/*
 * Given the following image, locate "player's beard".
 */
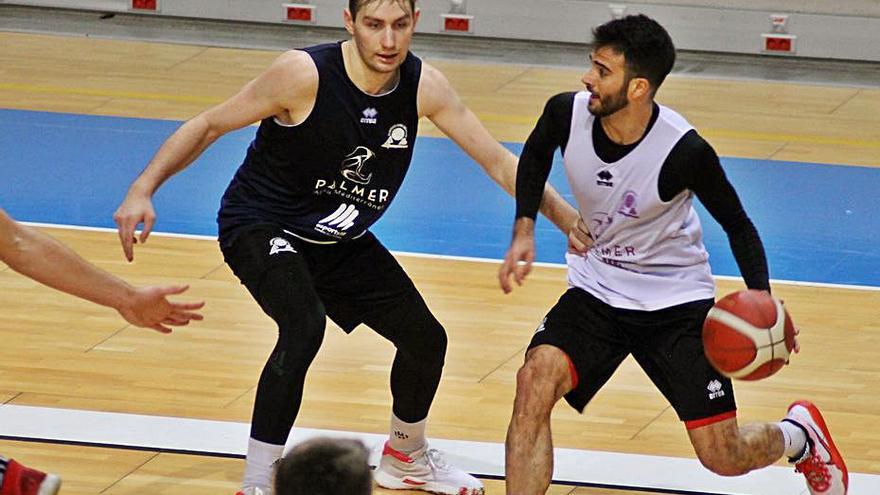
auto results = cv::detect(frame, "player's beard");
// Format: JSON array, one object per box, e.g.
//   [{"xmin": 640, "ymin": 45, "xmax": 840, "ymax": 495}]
[{"xmin": 588, "ymin": 83, "xmax": 629, "ymax": 117}]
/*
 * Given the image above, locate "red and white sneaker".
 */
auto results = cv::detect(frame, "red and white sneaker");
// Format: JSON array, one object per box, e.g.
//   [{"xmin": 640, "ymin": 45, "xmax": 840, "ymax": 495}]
[
  {"xmin": 374, "ymin": 442, "xmax": 484, "ymax": 495},
  {"xmin": 0, "ymin": 459, "xmax": 61, "ymax": 495},
  {"xmin": 785, "ymin": 401, "xmax": 848, "ymax": 495}
]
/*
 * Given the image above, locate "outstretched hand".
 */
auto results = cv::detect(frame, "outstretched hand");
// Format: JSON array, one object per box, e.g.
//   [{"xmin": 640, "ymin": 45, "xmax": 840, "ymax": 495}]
[
  {"xmin": 499, "ymin": 218, "xmax": 536, "ymax": 294},
  {"xmin": 117, "ymin": 284, "xmax": 205, "ymax": 334}
]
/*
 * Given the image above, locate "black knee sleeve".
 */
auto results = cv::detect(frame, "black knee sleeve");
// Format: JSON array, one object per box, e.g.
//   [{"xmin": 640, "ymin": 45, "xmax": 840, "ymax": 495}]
[
  {"xmin": 249, "ymin": 266, "xmax": 328, "ymax": 444},
  {"xmin": 371, "ymin": 297, "xmax": 448, "ymax": 423},
  {"xmin": 411, "ymin": 316, "xmax": 447, "ymax": 371}
]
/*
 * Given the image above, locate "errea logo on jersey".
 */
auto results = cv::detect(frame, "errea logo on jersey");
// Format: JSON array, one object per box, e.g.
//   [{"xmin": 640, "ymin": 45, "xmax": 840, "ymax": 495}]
[
  {"xmin": 707, "ymin": 379, "xmax": 726, "ymax": 400},
  {"xmin": 361, "ymin": 107, "xmax": 378, "ymax": 124}
]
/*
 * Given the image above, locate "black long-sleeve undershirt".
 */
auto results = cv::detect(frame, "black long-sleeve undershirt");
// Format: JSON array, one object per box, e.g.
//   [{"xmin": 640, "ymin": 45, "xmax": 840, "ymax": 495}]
[{"xmin": 516, "ymin": 92, "xmax": 769, "ymax": 291}]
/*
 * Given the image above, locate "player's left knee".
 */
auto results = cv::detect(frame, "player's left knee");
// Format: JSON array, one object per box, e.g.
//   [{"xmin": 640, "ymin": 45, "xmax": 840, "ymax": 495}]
[
  {"xmin": 513, "ymin": 358, "xmax": 568, "ymax": 415},
  {"xmin": 694, "ymin": 446, "xmax": 751, "ymax": 476}
]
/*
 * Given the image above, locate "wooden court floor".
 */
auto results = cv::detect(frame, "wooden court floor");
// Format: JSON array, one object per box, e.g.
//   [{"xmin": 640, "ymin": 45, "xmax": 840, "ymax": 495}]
[{"xmin": 1, "ymin": 31, "xmax": 879, "ymax": 494}]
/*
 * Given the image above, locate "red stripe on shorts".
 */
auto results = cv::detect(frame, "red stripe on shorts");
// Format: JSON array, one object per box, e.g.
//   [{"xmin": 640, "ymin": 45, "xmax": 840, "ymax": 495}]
[
  {"xmin": 563, "ymin": 352, "xmax": 579, "ymax": 390},
  {"xmin": 685, "ymin": 410, "xmax": 737, "ymax": 430}
]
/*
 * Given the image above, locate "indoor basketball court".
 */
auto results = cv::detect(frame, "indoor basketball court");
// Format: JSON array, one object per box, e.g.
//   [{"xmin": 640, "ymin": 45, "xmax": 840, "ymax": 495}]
[{"xmin": 0, "ymin": 2, "xmax": 878, "ymax": 494}]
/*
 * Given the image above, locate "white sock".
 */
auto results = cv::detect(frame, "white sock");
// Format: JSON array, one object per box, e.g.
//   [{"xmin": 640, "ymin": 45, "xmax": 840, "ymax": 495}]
[
  {"xmin": 242, "ymin": 437, "xmax": 284, "ymax": 490},
  {"xmin": 779, "ymin": 420, "xmax": 808, "ymax": 459},
  {"xmin": 389, "ymin": 414, "xmax": 428, "ymax": 454}
]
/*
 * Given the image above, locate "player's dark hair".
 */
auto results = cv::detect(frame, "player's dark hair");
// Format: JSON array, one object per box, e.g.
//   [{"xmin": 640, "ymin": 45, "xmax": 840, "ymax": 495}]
[
  {"xmin": 274, "ymin": 438, "xmax": 372, "ymax": 495},
  {"xmin": 349, "ymin": 0, "xmax": 416, "ymax": 20},
  {"xmin": 592, "ymin": 14, "xmax": 676, "ymax": 93}
]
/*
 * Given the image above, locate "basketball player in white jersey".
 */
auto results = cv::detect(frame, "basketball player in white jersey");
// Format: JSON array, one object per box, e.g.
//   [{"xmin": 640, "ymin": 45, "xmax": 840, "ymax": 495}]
[
  {"xmin": 113, "ymin": 1, "xmax": 583, "ymax": 494},
  {"xmin": 0, "ymin": 208, "xmax": 204, "ymax": 495},
  {"xmin": 499, "ymin": 15, "xmax": 848, "ymax": 495}
]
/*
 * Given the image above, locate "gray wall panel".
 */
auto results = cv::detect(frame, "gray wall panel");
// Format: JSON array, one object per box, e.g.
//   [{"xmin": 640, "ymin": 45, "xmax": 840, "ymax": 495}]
[
  {"xmin": 622, "ymin": 0, "xmax": 880, "ymax": 17},
  {"xmin": 3, "ymin": 0, "xmax": 129, "ymax": 11},
  {"xmin": 155, "ymin": 0, "xmax": 347, "ymax": 25},
  {"xmin": 5, "ymin": 0, "xmax": 880, "ymax": 61}
]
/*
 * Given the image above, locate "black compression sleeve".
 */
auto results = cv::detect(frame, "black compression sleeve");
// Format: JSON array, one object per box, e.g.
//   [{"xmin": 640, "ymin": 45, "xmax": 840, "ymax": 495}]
[
  {"xmin": 660, "ymin": 131, "xmax": 771, "ymax": 291},
  {"xmin": 515, "ymin": 92, "xmax": 575, "ymax": 220}
]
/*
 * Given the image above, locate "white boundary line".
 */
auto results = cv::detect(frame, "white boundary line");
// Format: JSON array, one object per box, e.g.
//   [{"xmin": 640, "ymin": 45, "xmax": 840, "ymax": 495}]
[
  {"xmin": 1, "ymin": 405, "xmax": 877, "ymax": 495},
  {"xmin": 23, "ymin": 221, "xmax": 880, "ymax": 292}
]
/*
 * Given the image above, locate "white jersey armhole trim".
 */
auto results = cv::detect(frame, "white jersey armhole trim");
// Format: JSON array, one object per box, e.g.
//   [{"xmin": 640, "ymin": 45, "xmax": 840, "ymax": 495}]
[
  {"xmin": 273, "ymin": 116, "xmax": 299, "ymax": 127},
  {"xmin": 568, "ymin": 91, "xmax": 591, "ymax": 156},
  {"xmin": 272, "ymin": 49, "xmax": 320, "ymax": 128},
  {"xmin": 657, "ymin": 104, "xmax": 694, "ymax": 135}
]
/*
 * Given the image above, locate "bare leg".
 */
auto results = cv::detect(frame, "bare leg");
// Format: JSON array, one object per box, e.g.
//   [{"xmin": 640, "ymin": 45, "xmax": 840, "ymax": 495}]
[
  {"xmin": 505, "ymin": 345, "xmax": 573, "ymax": 495},
  {"xmin": 688, "ymin": 417, "xmax": 784, "ymax": 476}
]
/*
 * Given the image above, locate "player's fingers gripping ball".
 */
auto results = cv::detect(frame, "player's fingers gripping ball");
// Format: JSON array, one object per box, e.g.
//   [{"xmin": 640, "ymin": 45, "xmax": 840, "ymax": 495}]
[{"xmin": 703, "ymin": 289, "xmax": 796, "ymax": 381}]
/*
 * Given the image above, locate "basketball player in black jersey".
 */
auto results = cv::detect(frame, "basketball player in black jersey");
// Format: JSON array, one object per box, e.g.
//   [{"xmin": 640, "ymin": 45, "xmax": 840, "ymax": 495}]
[
  {"xmin": 112, "ymin": 1, "xmax": 583, "ymax": 494},
  {"xmin": 499, "ymin": 15, "xmax": 848, "ymax": 495},
  {"xmin": 0, "ymin": 208, "xmax": 203, "ymax": 495}
]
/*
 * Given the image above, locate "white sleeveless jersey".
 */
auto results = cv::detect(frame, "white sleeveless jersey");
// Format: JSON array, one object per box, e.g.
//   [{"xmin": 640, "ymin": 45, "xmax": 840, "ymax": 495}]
[{"xmin": 563, "ymin": 92, "xmax": 715, "ymax": 310}]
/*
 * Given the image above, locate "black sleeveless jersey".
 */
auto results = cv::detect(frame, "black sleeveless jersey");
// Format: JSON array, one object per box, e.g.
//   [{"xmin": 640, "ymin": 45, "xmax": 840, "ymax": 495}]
[{"xmin": 218, "ymin": 42, "xmax": 421, "ymax": 244}]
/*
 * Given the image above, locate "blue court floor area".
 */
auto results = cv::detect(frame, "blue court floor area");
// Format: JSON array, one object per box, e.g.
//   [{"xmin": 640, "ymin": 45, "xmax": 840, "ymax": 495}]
[{"xmin": 2, "ymin": 108, "xmax": 878, "ymax": 288}]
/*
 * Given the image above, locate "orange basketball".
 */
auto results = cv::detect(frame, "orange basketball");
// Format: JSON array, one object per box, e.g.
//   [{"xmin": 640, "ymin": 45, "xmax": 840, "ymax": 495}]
[{"xmin": 702, "ymin": 290, "xmax": 796, "ymax": 381}]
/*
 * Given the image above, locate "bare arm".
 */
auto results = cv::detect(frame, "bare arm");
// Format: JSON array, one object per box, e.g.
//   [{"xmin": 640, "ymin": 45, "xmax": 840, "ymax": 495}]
[
  {"xmin": 0, "ymin": 209, "xmax": 203, "ymax": 333},
  {"xmin": 498, "ymin": 217, "xmax": 536, "ymax": 294},
  {"xmin": 417, "ymin": 63, "xmax": 579, "ymax": 233},
  {"xmin": 114, "ymin": 49, "xmax": 318, "ymax": 260}
]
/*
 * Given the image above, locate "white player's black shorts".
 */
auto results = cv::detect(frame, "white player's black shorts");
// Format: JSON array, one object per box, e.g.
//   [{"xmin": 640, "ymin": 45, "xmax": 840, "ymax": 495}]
[{"xmin": 528, "ymin": 287, "xmax": 737, "ymax": 426}]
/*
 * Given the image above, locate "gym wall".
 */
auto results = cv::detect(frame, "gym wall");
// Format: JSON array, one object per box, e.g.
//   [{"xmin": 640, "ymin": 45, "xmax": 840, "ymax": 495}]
[{"xmin": 3, "ymin": 0, "xmax": 879, "ymax": 61}]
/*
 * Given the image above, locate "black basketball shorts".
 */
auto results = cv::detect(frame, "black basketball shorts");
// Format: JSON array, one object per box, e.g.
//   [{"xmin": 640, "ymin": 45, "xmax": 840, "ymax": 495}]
[
  {"xmin": 220, "ymin": 224, "xmax": 427, "ymax": 333},
  {"xmin": 528, "ymin": 287, "xmax": 737, "ymax": 427}
]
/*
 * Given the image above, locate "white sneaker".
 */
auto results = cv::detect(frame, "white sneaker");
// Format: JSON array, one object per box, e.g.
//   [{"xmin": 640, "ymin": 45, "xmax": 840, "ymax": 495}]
[
  {"xmin": 374, "ymin": 442, "xmax": 484, "ymax": 495},
  {"xmin": 785, "ymin": 400, "xmax": 848, "ymax": 495},
  {"xmin": 235, "ymin": 486, "xmax": 270, "ymax": 495}
]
